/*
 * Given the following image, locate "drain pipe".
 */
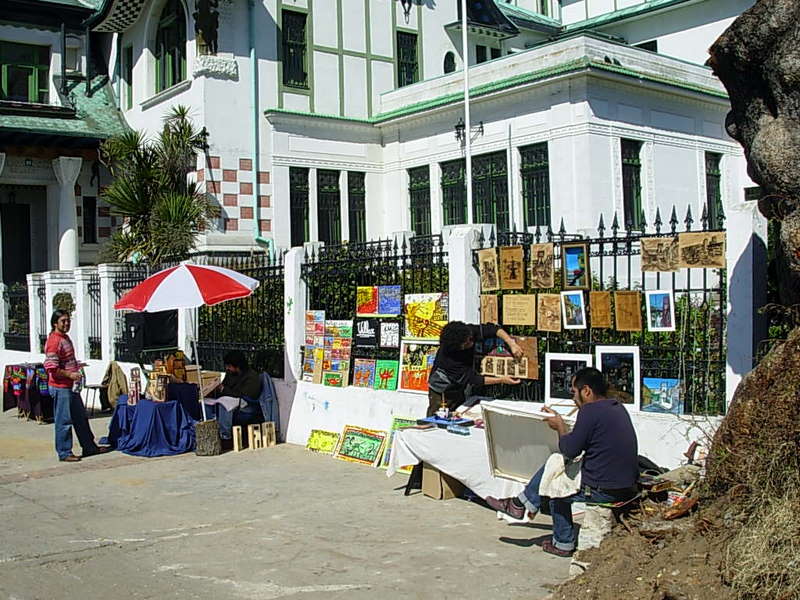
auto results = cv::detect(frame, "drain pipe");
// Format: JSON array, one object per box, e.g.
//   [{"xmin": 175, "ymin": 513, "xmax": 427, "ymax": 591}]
[{"xmin": 249, "ymin": 0, "xmax": 272, "ymax": 256}]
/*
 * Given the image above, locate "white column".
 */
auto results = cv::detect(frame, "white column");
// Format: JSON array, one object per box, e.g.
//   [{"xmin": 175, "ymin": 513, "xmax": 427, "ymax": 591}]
[
  {"xmin": 27, "ymin": 272, "xmax": 44, "ymax": 353},
  {"xmin": 283, "ymin": 247, "xmax": 306, "ymax": 383},
  {"xmin": 73, "ymin": 267, "xmax": 97, "ymax": 361},
  {"xmin": 309, "ymin": 167, "xmax": 319, "ymax": 242},
  {"xmin": 447, "ymin": 225, "xmax": 482, "ymax": 323},
  {"xmin": 99, "ymin": 263, "xmax": 125, "ymax": 362},
  {"xmin": 340, "ymin": 171, "xmax": 349, "ymax": 242},
  {"xmin": 43, "ymin": 270, "xmax": 76, "ymax": 344},
  {"xmin": 51, "ymin": 156, "xmax": 82, "ymax": 270}
]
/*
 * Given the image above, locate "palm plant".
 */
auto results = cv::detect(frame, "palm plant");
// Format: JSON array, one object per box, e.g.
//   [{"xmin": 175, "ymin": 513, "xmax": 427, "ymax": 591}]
[{"xmin": 99, "ymin": 106, "xmax": 218, "ymax": 264}]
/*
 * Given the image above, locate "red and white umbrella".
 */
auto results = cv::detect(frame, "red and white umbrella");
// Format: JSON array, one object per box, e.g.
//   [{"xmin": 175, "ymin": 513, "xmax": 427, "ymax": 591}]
[{"xmin": 114, "ymin": 262, "xmax": 259, "ymax": 312}]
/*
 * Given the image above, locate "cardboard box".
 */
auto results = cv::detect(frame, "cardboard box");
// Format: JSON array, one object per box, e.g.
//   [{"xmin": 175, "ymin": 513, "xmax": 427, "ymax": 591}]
[{"xmin": 422, "ymin": 462, "xmax": 465, "ymax": 500}]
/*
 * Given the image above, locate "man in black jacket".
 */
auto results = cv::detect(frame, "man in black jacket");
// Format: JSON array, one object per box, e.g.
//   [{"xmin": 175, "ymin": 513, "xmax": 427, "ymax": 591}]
[{"xmin": 206, "ymin": 350, "xmax": 262, "ymax": 440}]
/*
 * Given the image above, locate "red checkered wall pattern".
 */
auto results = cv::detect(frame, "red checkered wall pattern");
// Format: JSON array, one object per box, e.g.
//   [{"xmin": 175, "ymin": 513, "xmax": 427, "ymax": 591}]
[{"xmin": 196, "ymin": 156, "xmax": 272, "ymax": 234}]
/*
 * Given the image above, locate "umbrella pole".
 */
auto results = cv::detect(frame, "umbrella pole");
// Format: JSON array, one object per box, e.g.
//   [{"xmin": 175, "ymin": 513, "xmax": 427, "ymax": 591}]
[{"xmin": 189, "ymin": 310, "xmax": 207, "ymax": 422}]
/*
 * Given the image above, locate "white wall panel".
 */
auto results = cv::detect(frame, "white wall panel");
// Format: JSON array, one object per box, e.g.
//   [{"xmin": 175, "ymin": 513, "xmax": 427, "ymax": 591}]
[
  {"xmin": 342, "ymin": 0, "xmax": 366, "ymax": 53},
  {"xmin": 313, "ymin": 51, "xmax": 340, "ymax": 114},
  {"xmin": 343, "ymin": 55, "xmax": 368, "ymax": 118}
]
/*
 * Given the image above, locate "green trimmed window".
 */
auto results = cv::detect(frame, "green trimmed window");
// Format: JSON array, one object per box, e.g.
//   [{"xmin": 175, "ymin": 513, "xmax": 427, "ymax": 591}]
[
  {"xmin": 441, "ymin": 159, "xmax": 467, "ymax": 226},
  {"xmin": 290, "ymin": 167, "xmax": 309, "ymax": 247},
  {"xmin": 282, "ymin": 10, "xmax": 308, "ymax": 89},
  {"xmin": 0, "ymin": 41, "xmax": 49, "ymax": 104},
  {"xmin": 621, "ymin": 139, "xmax": 643, "ymax": 230},
  {"xmin": 476, "ymin": 45, "xmax": 487, "ymax": 64},
  {"xmin": 348, "ymin": 171, "xmax": 366, "ymax": 243},
  {"xmin": 396, "ymin": 31, "xmax": 418, "ymax": 87},
  {"xmin": 155, "ymin": 0, "xmax": 186, "ymax": 93},
  {"xmin": 706, "ymin": 152, "xmax": 724, "ymax": 229},
  {"xmin": 408, "ymin": 166, "xmax": 431, "ymax": 235},
  {"xmin": 318, "ymin": 169, "xmax": 341, "ymax": 245},
  {"xmin": 123, "ymin": 46, "xmax": 133, "ymax": 110},
  {"xmin": 472, "ymin": 151, "xmax": 509, "ymax": 231},
  {"xmin": 520, "ymin": 142, "xmax": 550, "ymax": 229}
]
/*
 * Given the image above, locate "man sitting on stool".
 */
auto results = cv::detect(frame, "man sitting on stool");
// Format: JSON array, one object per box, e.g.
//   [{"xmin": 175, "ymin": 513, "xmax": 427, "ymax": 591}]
[
  {"xmin": 485, "ymin": 367, "xmax": 639, "ymax": 557},
  {"xmin": 204, "ymin": 350, "xmax": 262, "ymax": 443}
]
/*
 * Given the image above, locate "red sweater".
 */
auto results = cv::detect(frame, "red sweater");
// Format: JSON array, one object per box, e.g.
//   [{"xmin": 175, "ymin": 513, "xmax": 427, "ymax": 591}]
[{"xmin": 44, "ymin": 331, "xmax": 78, "ymax": 388}]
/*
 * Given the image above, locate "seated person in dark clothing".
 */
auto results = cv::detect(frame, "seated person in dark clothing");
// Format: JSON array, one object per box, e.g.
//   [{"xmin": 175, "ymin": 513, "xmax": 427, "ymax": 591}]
[
  {"xmin": 204, "ymin": 350, "xmax": 262, "ymax": 440},
  {"xmin": 427, "ymin": 321, "xmax": 523, "ymax": 417},
  {"xmin": 486, "ymin": 368, "xmax": 639, "ymax": 558}
]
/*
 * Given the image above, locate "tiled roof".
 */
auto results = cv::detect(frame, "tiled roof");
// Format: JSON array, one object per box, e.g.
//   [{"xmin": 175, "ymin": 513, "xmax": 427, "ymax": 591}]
[{"xmin": 0, "ymin": 75, "xmax": 129, "ymax": 140}]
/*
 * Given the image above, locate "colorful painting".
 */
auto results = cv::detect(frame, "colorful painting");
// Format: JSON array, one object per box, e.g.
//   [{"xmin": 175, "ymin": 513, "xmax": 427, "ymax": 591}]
[
  {"xmin": 305, "ymin": 310, "xmax": 325, "ymax": 335},
  {"xmin": 481, "ymin": 294, "xmax": 499, "ymax": 324},
  {"xmin": 374, "ymin": 359, "xmax": 399, "ymax": 391},
  {"xmin": 354, "ymin": 318, "xmax": 379, "ymax": 347},
  {"xmin": 537, "ymin": 293, "xmax": 562, "ymax": 332},
  {"xmin": 379, "ymin": 321, "xmax": 401, "ymax": 348},
  {"xmin": 595, "ymin": 345, "xmax": 641, "ymax": 409},
  {"xmin": 529, "ymin": 243, "xmax": 555, "ymax": 288},
  {"xmin": 325, "ymin": 320, "xmax": 353, "ymax": 339},
  {"xmin": 404, "ymin": 293, "xmax": 448, "ymax": 340},
  {"xmin": 333, "ymin": 426, "xmax": 388, "ymax": 467},
  {"xmin": 323, "ymin": 371, "xmax": 346, "ymax": 387},
  {"xmin": 545, "ymin": 353, "xmax": 593, "ymax": 405},
  {"xmin": 641, "ymin": 237, "xmax": 680, "ymax": 272},
  {"xmin": 380, "ymin": 417, "xmax": 418, "ymax": 471},
  {"xmin": 356, "ymin": 286, "xmax": 379, "ymax": 315},
  {"xmin": 642, "ymin": 377, "xmax": 683, "ymax": 415},
  {"xmin": 399, "ymin": 341, "xmax": 439, "ymax": 393},
  {"xmin": 589, "ymin": 291, "xmax": 612, "ymax": 329},
  {"xmin": 501, "ymin": 294, "xmax": 536, "ymax": 326},
  {"xmin": 678, "ymin": 232, "xmax": 726, "ymax": 269},
  {"xmin": 560, "ymin": 291, "xmax": 587, "ymax": 330},
  {"xmin": 378, "ymin": 285, "xmax": 402, "ymax": 315},
  {"xmin": 306, "ymin": 429, "xmax": 340, "ymax": 455},
  {"xmin": 645, "ymin": 290, "xmax": 676, "ymax": 332},
  {"xmin": 562, "ymin": 242, "xmax": 591, "ymax": 290},
  {"xmin": 500, "ymin": 246, "xmax": 525, "ymax": 290},
  {"xmin": 614, "ymin": 291, "xmax": 643, "ymax": 332},
  {"xmin": 478, "ymin": 248, "xmax": 500, "ymax": 292},
  {"xmin": 352, "ymin": 358, "xmax": 377, "ymax": 388}
]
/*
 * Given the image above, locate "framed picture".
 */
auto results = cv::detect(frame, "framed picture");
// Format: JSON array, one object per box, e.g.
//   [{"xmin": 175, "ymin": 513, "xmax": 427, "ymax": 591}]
[
  {"xmin": 645, "ymin": 290, "xmax": 676, "ymax": 332},
  {"xmin": 642, "ymin": 377, "xmax": 683, "ymax": 415},
  {"xmin": 306, "ymin": 429, "xmax": 340, "ymax": 455},
  {"xmin": 499, "ymin": 246, "xmax": 525, "ymax": 290},
  {"xmin": 562, "ymin": 242, "xmax": 591, "ymax": 290},
  {"xmin": 537, "ymin": 293, "xmax": 562, "ymax": 332},
  {"xmin": 560, "ymin": 291, "xmax": 586, "ymax": 330},
  {"xmin": 529, "ymin": 243, "xmax": 555, "ymax": 289},
  {"xmin": 641, "ymin": 237, "xmax": 679, "ymax": 272},
  {"xmin": 478, "ymin": 248, "xmax": 500, "ymax": 292},
  {"xmin": 677, "ymin": 232, "xmax": 726, "ymax": 269},
  {"xmin": 399, "ymin": 341, "xmax": 439, "ymax": 394},
  {"xmin": 352, "ymin": 358, "xmax": 377, "ymax": 388},
  {"xmin": 374, "ymin": 359, "xmax": 400, "ymax": 391},
  {"xmin": 544, "ymin": 352, "xmax": 593, "ymax": 406},
  {"xmin": 595, "ymin": 345, "xmax": 641, "ymax": 409},
  {"xmin": 403, "ymin": 292, "xmax": 448, "ymax": 340},
  {"xmin": 333, "ymin": 426, "xmax": 388, "ymax": 467}
]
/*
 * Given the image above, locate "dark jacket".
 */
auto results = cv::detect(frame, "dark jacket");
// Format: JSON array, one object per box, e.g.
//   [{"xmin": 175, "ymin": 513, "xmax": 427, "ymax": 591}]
[
  {"xmin": 429, "ymin": 323, "xmax": 500, "ymax": 393},
  {"xmin": 220, "ymin": 367, "xmax": 261, "ymax": 401}
]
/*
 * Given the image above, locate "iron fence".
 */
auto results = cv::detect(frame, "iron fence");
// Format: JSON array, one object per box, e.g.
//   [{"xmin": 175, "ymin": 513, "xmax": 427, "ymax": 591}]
[
  {"xmin": 87, "ymin": 273, "xmax": 102, "ymax": 360},
  {"xmin": 112, "ymin": 263, "xmax": 156, "ymax": 362},
  {"xmin": 473, "ymin": 206, "xmax": 727, "ymax": 416},
  {"xmin": 3, "ymin": 283, "xmax": 30, "ymax": 351},
  {"xmin": 196, "ymin": 252, "xmax": 286, "ymax": 378}
]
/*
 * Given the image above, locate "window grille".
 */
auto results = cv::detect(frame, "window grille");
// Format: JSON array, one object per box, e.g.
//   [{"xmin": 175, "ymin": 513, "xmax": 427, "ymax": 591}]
[
  {"xmin": 472, "ymin": 151, "xmax": 509, "ymax": 231},
  {"xmin": 441, "ymin": 159, "xmax": 467, "ymax": 226},
  {"xmin": 317, "ymin": 169, "xmax": 342, "ymax": 245},
  {"xmin": 621, "ymin": 139, "xmax": 644, "ymax": 230},
  {"xmin": 290, "ymin": 167, "xmax": 309, "ymax": 247},
  {"xmin": 282, "ymin": 11, "xmax": 308, "ymax": 89},
  {"xmin": 408, "ymin": 166, "xmax": 431, "ymax": 235},
  {"xmin": 520, "ymin": 142, "xmax": 551, "ymax": 229},
  {"xmin": 348, "ymin": 172, "xmax": 366, "ymax": 243},
  {"xmin": 706, "ymin": 152, "xmax": 724, "ymax": 229},
  {"xmin": 155, "ymin": 0, "xmax": 186, "ymax": 93},
  {"xmin": 396, "ymin": 32, "xmax": 418, "ymax": 87}
]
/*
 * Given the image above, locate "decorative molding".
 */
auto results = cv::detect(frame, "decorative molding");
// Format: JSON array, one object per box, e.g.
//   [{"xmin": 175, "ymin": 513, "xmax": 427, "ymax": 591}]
[
  {"xmin": 52, "ymin": 156, "xmax": 82, "ymax": 187},
  {"xmin": 192, "ymin": 55, "xmax": 239, "ymax": 81},
  {"xmin": 271, "ymin": 155, "xmax": 382, "ymax": 173},
  {"xmin": 140, "ymin": 79, "xmax": 192, "ymax": 111}
]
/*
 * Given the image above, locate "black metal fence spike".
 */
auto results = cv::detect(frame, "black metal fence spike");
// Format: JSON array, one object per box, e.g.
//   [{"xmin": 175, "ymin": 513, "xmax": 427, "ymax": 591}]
[
  {"xmin": 611, "ymin": 212, "xmax": 620, "ymax": 236},
  {"xmin": 401, "ymin": 235, "xmax": 408, "ymax": 253},
  {"xmin": 685, "ymin": 205, "xmax": 694, "ymax": 231},
  {"xmin": 478, "ymin": 227, "xmax": 486, "ymax": 247},
  {"xmin": 669, "ymin": 206, "xmax": 678, "ymax": 234},
  {"xmin": 535, "ymin": 224, "xmax": 542, "ymax": 243},
  {"xmin": 546, "ymin": 223, "xmax": 553, "ymax": 242},
  {"xmin": 700, "ymin": 204, "xmax": 709, "ymax": 231},
  {"xmin": 489, "ymin": 226, "xmax": 496, "ymax": 247},
  {"xmin": 654, "ymin": 207, "xmax": 662, "ymax": 234},
  {"xmin": 303, "ymin": 246, "xmax": 309, "ymax": 262},
  {"xmin": 559, "ymin": 218, "xmax": 566, "ymax": 236},
  {"xmin": 598, "ymin": 213, "xmax": 605, "ymax": 236}
]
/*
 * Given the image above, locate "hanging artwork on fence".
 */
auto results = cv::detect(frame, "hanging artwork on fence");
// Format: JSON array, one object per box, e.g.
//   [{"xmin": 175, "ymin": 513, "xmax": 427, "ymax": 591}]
[
  {"xmin": 306, "ymin": 429, "xmax": 341, "ymax": 455},
  {"xmin": 333, "ymin": 425, "xmax": 388, "ymax": 467},
  {"xmin": 481, "ymin": 294, "xmax": 499, "ymax": 324},
  {"xmin": 642, "ymin": 377, "xmax": 683, "ymax": 415},
  {"xmin": 614, "ymin": 291, "xmax": 642, "ymax": 331},
  {"xmin": 374, "ymin": 359, "xmax": 400, "ymax": 391},
  {"xmin": 399, "ymin": 341, "xmax": 438, "ymax": 393},
  {"xmin": 478, "ymin": 248, "xmax": 500, "ymax": 292},
  {"xmin": 380, "ymin": 416, "xmax": 417, "ymax": 471},
  {"xmin": 404, "ymin": 293, "xmax": 448, "ymax": 340},
  {"xmin": 545, "ymin": 353, "xmax": 592, "ymax": 409},
  {"xmin": 354, "ymin": 318, "xmax": 379, "ymax": 347},
  {"xmin": 379, "ymin": 321, "xmax": 400, "ymax": 348},
  {"xmin": 500, "ymin": 246, "xmax": 525, "ymax": 290},
  {"xmin": 645, "ymin": 290, "xmax": 676, "ymax": 332},
  {"xmin": 352, "ymin": 358, "xmax": 377, "ymax": 388},
  {"xmin": 537, "ymin": 293, "xmax": 562, "ymax": 332},
  {"xmin": 677, "ymin": 232, "xmax": 726, "ymax": 269},
  {"xmin": 589, "ymin": 291, "xmax": 612, "ymax": 329},
  {"xmin": 560, "ymin": 291, "xmax": 587, "ymax": 330},
  {"xmin": 378, "ymin": 285, "xmax": 402, "ymax": 315},
  {"xmin": 356, "ymin": 286, "xmax": 379, "ymax": 315},
  {"xmin": 641, "ymin": 237, "xmax": 680, "ymax": 272},
  {"xmin": 595, "ymin": 345, "xmax": 640, "ymax": 409},
  {"xmin": 502, "ymin": 294, "xmax": 536, "ymax": 326},
  {"xmin": 529, "ymin": 243, "xmax": 555, "ymax": 288},
  {"xmin": 562, "ymin": 242, "xmax": 591, "ymax": 290}
]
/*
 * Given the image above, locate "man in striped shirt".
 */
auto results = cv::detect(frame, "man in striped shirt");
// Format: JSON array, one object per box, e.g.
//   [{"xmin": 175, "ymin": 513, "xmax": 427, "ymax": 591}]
[{"xmin": 44, "ymin": 310, "xmax": 108, "ymax": 462}]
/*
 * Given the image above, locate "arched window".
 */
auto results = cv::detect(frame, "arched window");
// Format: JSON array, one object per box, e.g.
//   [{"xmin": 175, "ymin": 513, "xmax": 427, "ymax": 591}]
[
  {"xmin": 155, "ymin": 0, "xmax": 186, "ymax": 92},
  {"xmin": 443, "ymin": 51, "xmax": 456, "ymax": 74}
]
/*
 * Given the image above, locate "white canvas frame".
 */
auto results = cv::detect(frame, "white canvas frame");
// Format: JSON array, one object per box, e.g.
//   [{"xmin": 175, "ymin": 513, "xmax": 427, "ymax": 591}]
[
  {"xmin": 398, "ymin": 340, "xmax": 438, "ymax": 394},
  {"xmin": 594, "ymin": 345, "xmax": 641, "ymax": 410},
  {"xmin": 560, "ymin": 291, "xmax": 587, "ymax": 330},
  {"xmin": 645, "ymin": 290, "xmax": 676, "ymax": 332},
  {"xmin": 544, "ymin": 352, "xmax": 593, "ymax": 409}
]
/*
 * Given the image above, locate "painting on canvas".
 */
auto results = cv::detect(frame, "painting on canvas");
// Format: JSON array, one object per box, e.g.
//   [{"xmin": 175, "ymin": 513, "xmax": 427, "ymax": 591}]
[
  {"xmin": 404, "ymin": 293, "xmax": 448, "ymax": 340},
  {"xmin": 477, "ymin": 248, "xmax": 500, "ymax": 292},
  {"xmin": 645, "ymin": 290, "xmax": 676, "ymax": 332},
  {"xmin": 529, "ymin": 243, "xmax": 555, "ymax": 289},
  {"xmin": 323, "ymin": 371, "xmax": 346, "ymax": 387},
  {"xmin": 380, "ymin": 416, "xmax": 418, "ymax": 471},
  {"xmin": 333, "ymin": 426, "xmax": 388, "ymax": 467},
  {"xmin": 353, "ymin": 318, "xmax": 379, "ymax": 347},
  {"xmin": 500, "ymin": 246, "xmax": 525, "ymax": 290},
  {"xmin": 562, "ymin": 242, "xmax": 591, "ymax": 290},
  {"xmin": 545, "ymin": 353, "xmax": 592, "ymax": 406},
  {"xmin": 379, "ymin": 321, "xmax": 401, "ymax": 348},
  {"xmin": 306, "ymin": 429, "xmax": 340, "ymax": 455},
  {"xmin": 374, "ymin": 359, "xmax": 399, "ymax": 391},
  {"xmin": 642, "ymin": 377, "xmax": 683, "ymax": 415},
  {"xmin": 399, "ymin": 341, "xmax": 438, "ymax": 393},
  {"xmin": 595, "ymin": 345, "xmax": 641, "ymax": 409},
  {"xmin": 614, "ymin": 291, "xmax": 642, "ymax": 331},
  {"xmin": 377, "ymin": 285, "xmax": 402, "ymax": 315},
  {"xmin": 589, "ymin": 291, "xmax": 612, "ymax": 329},
  {"xmin": 356, "ymin": 286, "xmax": 378, "ymax": 315},
  {"xmin": 481, "ymin": 294, "xmax": 499, "ymax": 324},
  {"xmin": 352, "ymin": 358, "xmax": 377, "ymax": 388},
  {"xmin": 560, "ymin": 291, "xmax": 586, "ymax": 330},
  {"xmin": 641, "ymin": 237, "xmax": 679, "ymax": 272},
  {"xmin": 304, "ymin": 310, "xmax": 325, "ymax": 335},
  {"xmin": 677, "ymin": 232, "xmax": 726, "ymax": 269},
  {"xmin": 537, "ymin": 293, "xmax": 562, "ymax": 332}
]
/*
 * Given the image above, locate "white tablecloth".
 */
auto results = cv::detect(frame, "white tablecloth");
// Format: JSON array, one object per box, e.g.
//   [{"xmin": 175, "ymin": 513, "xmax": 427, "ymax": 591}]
[{"xmin": 387, "ymin": 426, "xmax": 524, "ymax": 500}]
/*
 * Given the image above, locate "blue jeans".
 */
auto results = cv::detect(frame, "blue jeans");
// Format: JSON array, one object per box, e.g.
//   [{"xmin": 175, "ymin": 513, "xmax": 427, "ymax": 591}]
[
  {"xmin": 50, "ymin": 386, "xmax": 99, "ymax": 460},
  {"xmin": 518, "ymin": 464, "xmax": 633, "ymax": 552},
  {"xmin": 204, "ymin": 402, "xmax": 262, "ymax": 439}
]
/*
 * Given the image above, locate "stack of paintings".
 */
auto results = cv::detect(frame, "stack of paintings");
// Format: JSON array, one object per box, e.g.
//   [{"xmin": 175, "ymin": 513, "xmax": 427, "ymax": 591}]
[
  {"xmin": 302, "ymin": 310, "xmax": 325, "ymax": 383},
  {"xmin": 322, "ymin": 320, "xmax": 353, "ymax": 387}
]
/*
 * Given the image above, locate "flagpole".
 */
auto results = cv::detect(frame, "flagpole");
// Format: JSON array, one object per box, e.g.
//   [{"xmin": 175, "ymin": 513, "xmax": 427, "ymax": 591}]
[{"xmin": 461, "ymin": 0, "xmax": 473, "ymax": 224}]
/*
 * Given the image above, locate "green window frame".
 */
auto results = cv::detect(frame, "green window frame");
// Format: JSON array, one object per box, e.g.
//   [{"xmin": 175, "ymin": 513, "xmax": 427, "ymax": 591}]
[
  {"xmin": 290, "ymin": 167, "xmax": 309, "ymax": 248},
  {"xmin": 621, "ymin": 139, "xmax": 643, "ymax": 230},
  {"xmin": 396, "ymin": 31, "xmax": 418, "ymax": 88},
  {"xmin": 317, "ymin": 169, "xmax": 342, "ymax": 245},
  {"xmin": 705, "ymin": 152, "xmax": 724, "ymax": 229},
  {"xmin": 520, "ymin": 142, "xmax": 551, "ymax": 229},
  {"xmin": 472, "ymin": 151, "xmax": 509, "ymax": 231},
  {"xmin": 123, "ymin": 46, "xmax": 133, "ymax": 110},
  {"xmin": 0, "ymin": 41, "xmax": 49, "ymax": 104},
  {"xmin": 441, "ymin": 159, "xmax": 467, "ymax": 226},
  {"xmin": 282, "ymin": 10, "xmax": 308, "ymax": 89},
  {"xmin": 348, "ymin": 172, "xmax": 366, "ymax": 243},
  {"xmin": 476, "ymin": 45, "xmax": 487, "ymax": 64},
  {"xmin": 155, "ymin": 0, "xmax": 186, "ymax": 93},
  {"xmin": 408, "ymin": 166, "xmax": 431, "ymax": 236}
]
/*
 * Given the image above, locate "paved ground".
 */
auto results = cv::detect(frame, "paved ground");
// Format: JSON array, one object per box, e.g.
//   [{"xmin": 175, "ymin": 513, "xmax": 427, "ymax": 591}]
[{"xmin": 0, "ymin": 410, "xmax": 569, "ymax": 599}]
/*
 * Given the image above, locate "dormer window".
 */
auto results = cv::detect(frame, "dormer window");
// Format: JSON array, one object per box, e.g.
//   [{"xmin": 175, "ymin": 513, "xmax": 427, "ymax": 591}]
[
  {"xmin": 65, "ymin": 36, "xmax": 82, "ymax": 72},
  {"xmin": 0, "ymin": 41, "xmax": 50, "ymax": 104}
]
